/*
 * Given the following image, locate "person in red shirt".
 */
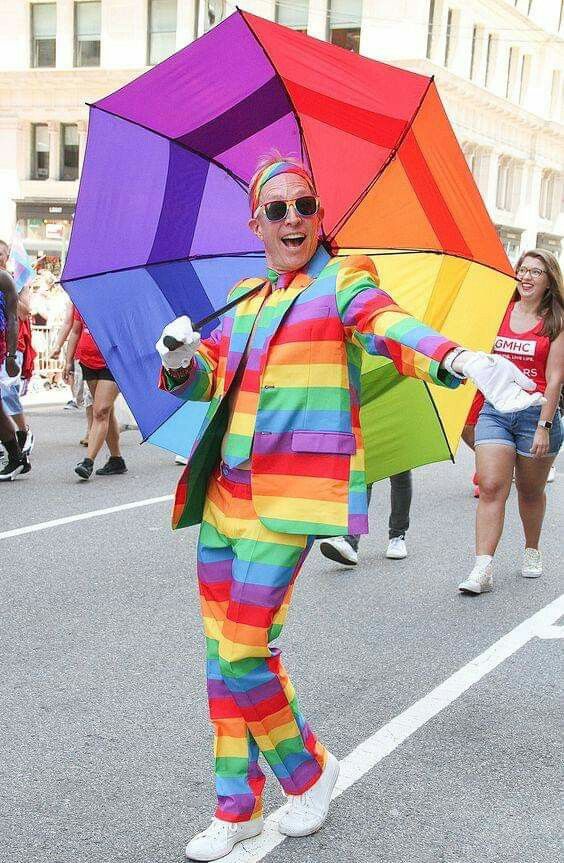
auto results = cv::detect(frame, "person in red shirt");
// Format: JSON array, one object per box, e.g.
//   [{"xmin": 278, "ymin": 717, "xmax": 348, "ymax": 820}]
[
  {"xmin": 63, "ymin": 307, "xmax": 127, "ymax": 480},
  {"xmin": 458, "ymin": 249, "xmax": 564, "ymax": 595}
]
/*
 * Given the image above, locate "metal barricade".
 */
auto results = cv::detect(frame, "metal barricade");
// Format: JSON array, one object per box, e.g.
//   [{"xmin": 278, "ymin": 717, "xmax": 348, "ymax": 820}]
[{"xmin": 31, "ymin": 325, "xmax": 64, "ymax": 384}]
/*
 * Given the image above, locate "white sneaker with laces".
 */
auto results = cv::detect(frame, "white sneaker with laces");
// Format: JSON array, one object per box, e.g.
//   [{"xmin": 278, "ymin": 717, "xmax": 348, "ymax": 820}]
[
  {"xmin": 386, "ymin": 536, "xmax": 407, "ymax": 559},
  {"xmin": 185, "ymin": 817, "xmax": 263, "ymax": 861},
  {"xmin": 277, "ymin": 752, "xmax": 340, "ymax": 838},
  {"xmin": 319, "ymin": 537, "xmax": 358, "ymax": 566},
  {"xmin": 458, "ymin": 563, "xmax": 493, "ymax": 595},
  {"xmin": 521, "ymin": 548, "xmax": 542, "ymax": 578}
]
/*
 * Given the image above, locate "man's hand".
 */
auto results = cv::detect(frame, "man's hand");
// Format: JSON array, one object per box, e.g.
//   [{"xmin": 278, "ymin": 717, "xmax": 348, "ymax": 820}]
[
  {"xmin": 457, "ymin": 351, "xmax": 546, "ymax": 413},
  {"xmin": 156, "ymin": 316, "xmax": 201, "ymax": 370},
  {"xmin": 5, "ymin": 356, "xmax": 20, "ymax": 379}
]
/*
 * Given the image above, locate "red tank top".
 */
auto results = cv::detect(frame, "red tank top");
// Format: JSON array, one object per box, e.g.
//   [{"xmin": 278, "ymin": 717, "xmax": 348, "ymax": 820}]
[
  {"xmin": 493, "ymin": 302, "xmax": 550, "ymax": 393},
  {"xmin": 466, "ymin": 302, "xmax": 549, "ymax": 425}
]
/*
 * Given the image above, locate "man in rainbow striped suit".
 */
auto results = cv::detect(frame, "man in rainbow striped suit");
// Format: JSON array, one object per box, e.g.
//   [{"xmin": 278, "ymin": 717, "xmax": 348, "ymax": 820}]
[{"xmin": 157, "ymin": 156, "xmax": 543, "ymax": 861}]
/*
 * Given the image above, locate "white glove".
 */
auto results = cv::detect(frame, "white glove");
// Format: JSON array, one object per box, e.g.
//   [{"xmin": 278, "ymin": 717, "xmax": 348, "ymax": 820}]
[
  {"xmin": 460, "ymin": 351, "xmax": 546, "ymax": 413},
  {"xmin": 156, "ymin": 315, "xmax": 201, "ymax": 370}
]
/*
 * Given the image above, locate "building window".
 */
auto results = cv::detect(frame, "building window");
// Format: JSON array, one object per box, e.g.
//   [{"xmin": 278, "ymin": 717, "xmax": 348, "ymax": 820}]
[
  {"xmin": 485, "ymin": 33, "xmax": 495, "ymax": 87},
  {"xmin": 31, "ymin": 3, "xmax": 56, "ymax": 68},
  {"xmin": 31, "ymin": 124, "xmax": 50, "ymax": 180},
  {"xmin": 148, "ymin": 0, "xmax": 177, "ymax": 65},
  {"xmin": 444, "ymin": 9, "xmax": 453, "ymax": 67},
  {"xmin": 496, "ymin": 225, "xmax": 523, "ymax": 264},
  {"xmin": 60, "ymin": 124, "xmax": 79, "ymax": 181},
  {"xmin": 426, "ymin": 0, "xmax": 435, "ymax": 60},
  {"xmin": 550, "ymin": 70, "xmax": 563, "ymax": 121},
  {"xmin": 518, "ymin": 55, "xmax": 530, "ymax": 105},
  {"xmin": 539, "ymin": 171, "xmax": 556, "ymax": 220},
  {"xmin": 506, "ymin": 47, "xmax": 518, "ymax": 99},
  {"xmin": 329, "ymin": 0, "xmax": 362, "ymax": 53},
  {"xmin": 469, "ymin": 25, "xmax": 478, "ymax": 79},
  {"xmin": 496, "ymin": 157, "xmax": 516, "ymax": 211},
  {"xmin": 276, "ymin": 0, "xmax": 308, "ymax": 32},
  {"xmin": 74, "ymin": 1, "xmax": 101, "ymax": 67},
  {"xmin": 536, "ymin": 233, "xmax": 562, "ymax": 258},
  {"xmin": 203, "ymin": 0, "xmax": 226, "ymax": 32}
]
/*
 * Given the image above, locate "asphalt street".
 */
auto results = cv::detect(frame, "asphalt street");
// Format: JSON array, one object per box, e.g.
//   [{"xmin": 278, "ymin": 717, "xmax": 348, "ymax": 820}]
[{"xmin": 1, "ymin": 401, "xmax": 562, "ymax": 863}]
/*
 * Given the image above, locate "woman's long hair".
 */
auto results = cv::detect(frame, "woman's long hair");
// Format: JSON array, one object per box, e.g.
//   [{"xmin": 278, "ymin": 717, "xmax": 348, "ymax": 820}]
[{"xmin": 513, "ymin": 248, "xmax": 564, "ymax": 341}]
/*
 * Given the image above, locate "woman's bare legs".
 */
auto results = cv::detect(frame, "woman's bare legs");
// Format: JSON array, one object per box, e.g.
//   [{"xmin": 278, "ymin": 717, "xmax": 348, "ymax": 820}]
[
  {"xmin": 514, "ymin": 455, "xmax": 556, "ymax": 549},
  {"xmin": 105, "ymin": 407, "xmax": 121, "ymax": 457},
  {"xmin": 475, "ymin": 444, "xmax": 515, "ymax": 555},
  {"xmin": 86, "ymin": 380, "xmax": 120, "ymax": 462}
]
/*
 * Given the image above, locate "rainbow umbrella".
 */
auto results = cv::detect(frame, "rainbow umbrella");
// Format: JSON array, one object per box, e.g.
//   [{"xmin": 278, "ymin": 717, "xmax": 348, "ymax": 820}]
[{"xmin": 62, "ymin": 11, "xmax": 515, "ymax": 481}]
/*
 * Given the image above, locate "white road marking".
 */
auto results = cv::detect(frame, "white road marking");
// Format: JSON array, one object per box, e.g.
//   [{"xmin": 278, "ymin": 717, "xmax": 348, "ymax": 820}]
[
  {"xmin": 536, "ymin": 624, "xmax": 564, "ymax": 639},
  {"xmin": 223, "ymin": 593, "xmax": 564, "ymax": 863},
  {"xmin": 0, "ymin": 495, "xmax": 173, "ymax": 540}
]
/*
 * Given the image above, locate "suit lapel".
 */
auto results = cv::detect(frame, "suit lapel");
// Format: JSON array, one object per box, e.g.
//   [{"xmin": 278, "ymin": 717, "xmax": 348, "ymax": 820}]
[{"xmin": 223, "ymin": 280, "xmax": 270, "ymax": 392}]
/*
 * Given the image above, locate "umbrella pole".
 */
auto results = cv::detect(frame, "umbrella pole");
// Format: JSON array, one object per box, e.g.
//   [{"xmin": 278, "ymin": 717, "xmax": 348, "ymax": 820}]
[{"xmin": 163, "ymin": 280, "xmax": 267, "ymax": 349}]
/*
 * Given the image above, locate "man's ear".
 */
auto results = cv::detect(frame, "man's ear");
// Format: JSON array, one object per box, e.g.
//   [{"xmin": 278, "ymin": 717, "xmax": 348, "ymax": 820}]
[{"xmin": 249, "ymin": 217, "xmax": 263, "ymax": 241}]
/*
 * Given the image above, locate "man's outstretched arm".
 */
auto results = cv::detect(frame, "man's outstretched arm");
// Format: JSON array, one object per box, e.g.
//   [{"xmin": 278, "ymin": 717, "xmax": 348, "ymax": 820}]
[{"xmin": 336, "ymin": 256, "xmax": 544, "ymax": 413}]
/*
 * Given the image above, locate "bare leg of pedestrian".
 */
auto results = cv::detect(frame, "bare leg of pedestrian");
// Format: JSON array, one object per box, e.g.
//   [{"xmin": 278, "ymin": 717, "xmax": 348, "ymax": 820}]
[
  {"xmin": 458, "ymin": 443, "xmax": 514, "ymax": 594},
  {"xmin": 514, "ymin": 454, "xmax": 556, "ymax": 576},
  {"xmin": 75, "ymin": 380, "xmax": 126, "ymax": 480}
]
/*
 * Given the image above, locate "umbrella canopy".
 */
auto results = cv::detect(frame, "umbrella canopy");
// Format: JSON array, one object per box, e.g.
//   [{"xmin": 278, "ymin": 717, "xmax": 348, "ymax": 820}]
[{"xmin": 62, "ymin": 10, "xmax": 515, "ymax": 482}]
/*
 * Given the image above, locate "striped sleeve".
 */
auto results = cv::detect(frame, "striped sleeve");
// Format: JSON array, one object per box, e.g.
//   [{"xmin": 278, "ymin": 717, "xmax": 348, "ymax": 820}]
[
  {"xmin": 158, "ymin": 324, "xmax": 222, "ymax": 402},
  {"xmin": 336, "ymin": 256, "xmax": 461, "ymax": 389}
]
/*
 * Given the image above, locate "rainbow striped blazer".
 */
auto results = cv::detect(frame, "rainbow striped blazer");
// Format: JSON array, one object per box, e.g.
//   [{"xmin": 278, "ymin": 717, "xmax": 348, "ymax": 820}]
[{"xmin": 159, "ymin": 248, "xmax": 461, "ymax": 536}]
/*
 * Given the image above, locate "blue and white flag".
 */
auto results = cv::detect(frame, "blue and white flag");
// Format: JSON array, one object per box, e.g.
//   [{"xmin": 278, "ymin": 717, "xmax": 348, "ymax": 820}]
[{"xmin": 8, "ymin": 230, "xmax": 35, "ymax": 293}]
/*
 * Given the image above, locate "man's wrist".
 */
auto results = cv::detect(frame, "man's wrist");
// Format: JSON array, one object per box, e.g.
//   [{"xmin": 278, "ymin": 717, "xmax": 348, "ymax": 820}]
[
  {"xmin": 442, "ymin": 347, "xmax": 469, "ymax": 379},
  {"xmin": 166, "ymin": 363, "xmax": 192, "ymax": 381}
]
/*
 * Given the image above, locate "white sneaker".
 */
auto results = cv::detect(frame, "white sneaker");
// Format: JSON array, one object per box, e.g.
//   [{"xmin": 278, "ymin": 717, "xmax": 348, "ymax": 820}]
[
  {"xmin": 458, "ymin": 563, "xmax": 493, "ymax": 595},
  {"xmin": 175, "ymin": 454, "xmax": 189, "ymax": 465},
  {"xmin": 278, "ymin": 752, "xmax": 340, "ymax": 838},
  {"xmin": 521, "ymin": 548, "xmax": 542, "ymax": 578},
  {"xmin": 319, "ymin": 537, "xmax": 358, "ymax": 566},
  {"xmin": 185, "ymin": 817, "xmax": 263, "ymax": 861},
  {"xmin": 546, "ymin": 465, "xmax": 556, "ymax": 483},
  {"xmin": 386, "ymin": 535, "xmax": 407, "ymax": 559}
]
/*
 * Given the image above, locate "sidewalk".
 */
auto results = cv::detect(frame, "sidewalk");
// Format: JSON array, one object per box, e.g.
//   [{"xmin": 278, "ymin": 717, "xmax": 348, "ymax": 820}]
[{"xmin": 21, "ymin": 376, "xmax": 73, "ymax": 408}]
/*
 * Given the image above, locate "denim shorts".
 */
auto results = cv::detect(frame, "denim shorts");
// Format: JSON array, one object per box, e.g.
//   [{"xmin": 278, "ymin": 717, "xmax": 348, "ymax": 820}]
[
  {"xmin": 0, "ymin": 350, "xmax": 24, "ymax": 415},
  {"xmin": 475, "ymin": 402, "xmax": 563, "ymax": 458}
]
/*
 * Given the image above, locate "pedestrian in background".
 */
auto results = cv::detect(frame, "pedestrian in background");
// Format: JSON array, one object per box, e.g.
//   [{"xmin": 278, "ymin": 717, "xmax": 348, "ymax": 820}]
[
  {"xmin": 0, "ymin": 249, "xmax": 29, "ymax": 480},
  {"xmin": 459, "ymin": 249, "xmax": 564, "ymax": 595},
  {"xmin": 0, "ymin": 284, "xmax": 35, "ymax": 458},
  {"xmin": 0, "ymin": 241, "xmax": 35, "ymax": 463},
  {"xmin": 319, "ymin": 471, "xmax": 412, "ymax": 565},
  {"xmin": 64, "ymin": 308, "xmax": 127, "ymax": 480},
  {"xmin": 51, "ymin": 297, "xmax": 93, "ymax": 444}
]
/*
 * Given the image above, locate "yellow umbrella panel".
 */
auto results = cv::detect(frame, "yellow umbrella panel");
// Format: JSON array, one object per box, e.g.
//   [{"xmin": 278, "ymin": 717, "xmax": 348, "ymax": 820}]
[{"xmin": 337, "ymin": 250, "xmax": 516, "ymax": 484}]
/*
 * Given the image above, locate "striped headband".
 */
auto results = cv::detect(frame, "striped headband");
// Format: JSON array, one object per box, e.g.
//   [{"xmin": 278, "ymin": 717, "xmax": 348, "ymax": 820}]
[{"xmin": 249, "ymin": 161, "xmax": 315, "ymax": 214}]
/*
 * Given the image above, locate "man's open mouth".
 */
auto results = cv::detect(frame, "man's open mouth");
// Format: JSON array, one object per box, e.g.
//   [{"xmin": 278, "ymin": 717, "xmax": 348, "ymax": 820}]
[{"xmin": 281, "ymin": 235, "xmax": 306, "ymax": 248}]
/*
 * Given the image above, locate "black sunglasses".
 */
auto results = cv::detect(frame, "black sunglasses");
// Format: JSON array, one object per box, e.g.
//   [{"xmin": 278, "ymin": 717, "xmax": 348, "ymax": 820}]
[{"xmin": 255, "ymin": 195, "xmax": 320, "ymax": 223}]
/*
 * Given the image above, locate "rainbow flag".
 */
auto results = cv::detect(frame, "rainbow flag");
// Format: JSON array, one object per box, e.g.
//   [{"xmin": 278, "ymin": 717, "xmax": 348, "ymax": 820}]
[{"xmin": 8, "ymin": 230, "xmax": 35, "ymax": 293}]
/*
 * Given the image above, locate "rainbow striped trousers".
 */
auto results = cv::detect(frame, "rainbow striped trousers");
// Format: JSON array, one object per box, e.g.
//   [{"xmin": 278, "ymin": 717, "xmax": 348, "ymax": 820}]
[{"xmin": 197, "ymin": 464, "xmax": 327, "ymax": 822}]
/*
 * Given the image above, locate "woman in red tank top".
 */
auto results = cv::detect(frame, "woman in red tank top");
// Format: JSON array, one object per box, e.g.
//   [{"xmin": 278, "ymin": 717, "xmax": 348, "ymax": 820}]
[
  {"xmin": 63, "ymin": 306, "xmax": 127, "ymax": 480},
  {"xmin": 458, "ymin": 249, "xmax": 563, "ymax": 595}
]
